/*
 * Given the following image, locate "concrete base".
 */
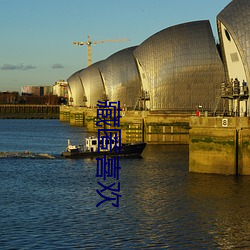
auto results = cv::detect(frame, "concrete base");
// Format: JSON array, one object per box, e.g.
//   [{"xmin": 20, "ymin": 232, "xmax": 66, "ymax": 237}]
[
  {"xmin": 59, "ymin": 106, "xmax": 190, "ymax": 144},
  {"xmin": 189, "ymin": 117, "xmax": 250, "ymax": 175}
]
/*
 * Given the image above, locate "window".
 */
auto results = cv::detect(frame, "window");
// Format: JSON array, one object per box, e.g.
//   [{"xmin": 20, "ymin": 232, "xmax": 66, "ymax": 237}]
[{"xmin": 224, "ymin": 29, "xmax": 231, "ymax": 42}]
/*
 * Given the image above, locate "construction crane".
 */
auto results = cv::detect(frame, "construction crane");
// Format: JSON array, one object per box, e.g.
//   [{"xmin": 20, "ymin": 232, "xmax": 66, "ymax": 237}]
[{"xmin": 73, "ymin": 35, "xmax": 129, "ymax": 66}]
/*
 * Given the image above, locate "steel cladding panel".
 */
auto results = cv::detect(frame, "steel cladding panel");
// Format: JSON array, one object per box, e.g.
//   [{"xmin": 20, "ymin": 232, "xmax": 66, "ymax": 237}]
[
  {"xmin": 134, "ymin": 20, "xmax": 225, "ymax": 111},
  {"xmin": 217, "ymin": 0, "xmax": 250, "ymax": 84},
  {"xmin": 99, "ymin": 46, "xmax": 141, "ymax": 108},
  {"xmin": 67, "ymin": 69, "xmax": 85, "ymax": 106},
  {"xmin": 79, "ymin": 61, "xmax": 104, "ymax": 107}
]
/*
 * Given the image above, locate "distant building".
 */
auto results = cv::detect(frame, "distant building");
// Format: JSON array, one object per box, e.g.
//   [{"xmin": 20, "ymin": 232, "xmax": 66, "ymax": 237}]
[
  {"xmin": 20, "ymin": 85, "xmax": 59, "ymax": 105},
  {"xmin": 21, "ymin": 86, "xmax": 53, "ymax": 96},
  {"xmin": 22, "ymin": 95, "xmax": 59, "ymax": 105},
  {"xmin": 43, "ymin": 86, "xmax": 53, "ymax": 96},
  {"xmin": 21, "ymin": 86, "xmax": 40, "ymax": 96},
  {"xmin": 0, "ymin": 92, "xmax": 19, "ymax": 104},
  {"xmin": 52, "ymin": 80, "xmax": 68, "ymax": 98}
]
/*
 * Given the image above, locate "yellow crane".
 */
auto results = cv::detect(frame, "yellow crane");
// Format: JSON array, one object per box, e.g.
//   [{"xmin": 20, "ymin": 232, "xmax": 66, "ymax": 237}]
[{"xmin": 73, "ymin": 35, "xmax": 129, "ymax": 66}]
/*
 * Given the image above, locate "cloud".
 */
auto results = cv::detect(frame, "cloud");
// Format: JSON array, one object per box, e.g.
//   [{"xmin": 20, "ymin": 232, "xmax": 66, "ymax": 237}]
[
  {"xmin": 51, "ymin": 63, "xmax": 64, "ymax": 69},
  {"xmin": 1, "ymin": 63, "xmax": 36, "ymax": 70},
  {"xmin": 23, "ymin": 64, "xmax": 36, "ymax": 70}
]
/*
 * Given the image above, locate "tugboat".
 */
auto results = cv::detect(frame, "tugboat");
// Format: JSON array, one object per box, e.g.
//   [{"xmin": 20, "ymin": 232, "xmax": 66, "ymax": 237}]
[{"xmin": 61, "ymin": 136, "xmax": 146, "ymax": 159}]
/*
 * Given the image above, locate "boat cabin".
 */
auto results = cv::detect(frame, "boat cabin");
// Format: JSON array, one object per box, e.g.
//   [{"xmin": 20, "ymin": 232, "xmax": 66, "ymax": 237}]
[{"xmin": 85, "ymin": 135, "xmax": 119, "ymax": 152}]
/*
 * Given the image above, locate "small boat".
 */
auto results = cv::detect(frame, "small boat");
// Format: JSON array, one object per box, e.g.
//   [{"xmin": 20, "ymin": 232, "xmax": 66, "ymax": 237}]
[{"xmin": 61, "ymin": 136, "xmax": 146, "ymax": 159}]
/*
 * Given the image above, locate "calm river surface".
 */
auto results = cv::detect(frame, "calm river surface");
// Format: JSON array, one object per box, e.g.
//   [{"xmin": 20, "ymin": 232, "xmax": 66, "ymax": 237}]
[{"xmin": 0, "ymin": 119, "xmax": 250, "ymax": 249}]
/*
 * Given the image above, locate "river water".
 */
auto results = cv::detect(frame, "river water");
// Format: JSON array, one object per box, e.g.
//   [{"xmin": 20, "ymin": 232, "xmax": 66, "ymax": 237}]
[{"xmin": 0, "ymin": 119, "xmax": 250, "ymax": 249}]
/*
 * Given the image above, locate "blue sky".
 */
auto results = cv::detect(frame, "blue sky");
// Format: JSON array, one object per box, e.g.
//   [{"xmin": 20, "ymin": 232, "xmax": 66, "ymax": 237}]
[{"xmin": 0, "ymin": 0, "xmax": 231, "ymax": 92}]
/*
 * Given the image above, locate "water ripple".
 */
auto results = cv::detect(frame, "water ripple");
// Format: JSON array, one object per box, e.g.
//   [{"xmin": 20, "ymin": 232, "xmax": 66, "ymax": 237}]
[{"xmin": 0, "ymin": 121, "xmax": 250, "ymax": 249}]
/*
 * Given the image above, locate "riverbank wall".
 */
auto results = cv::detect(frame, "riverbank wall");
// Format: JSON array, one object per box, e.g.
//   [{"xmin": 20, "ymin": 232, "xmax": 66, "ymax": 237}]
[{"xmin": 0, "ymin": 105, "xmax": 59, "ymax": 119}]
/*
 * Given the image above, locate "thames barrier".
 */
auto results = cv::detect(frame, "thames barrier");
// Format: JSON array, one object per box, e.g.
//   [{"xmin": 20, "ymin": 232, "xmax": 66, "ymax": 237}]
[{"xmin": 63, "ymin": 0, "xmax": 250, "ymax": 175}]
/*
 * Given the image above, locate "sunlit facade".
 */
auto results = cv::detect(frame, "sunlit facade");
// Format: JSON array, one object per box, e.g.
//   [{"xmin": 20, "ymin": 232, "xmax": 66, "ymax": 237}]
[{"xmin": 217, "ymin": 0, "xmax": 250, "ymax": 116}]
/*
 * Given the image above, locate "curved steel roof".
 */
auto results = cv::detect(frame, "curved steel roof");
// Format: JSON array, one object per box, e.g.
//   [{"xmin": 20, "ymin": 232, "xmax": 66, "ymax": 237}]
[
  {"xmin": 79, "ymin": 61, "xmax": 104, "ymax": 107},
  {"xmin": 133, "ymin": 20, "xmax": 225, "ymax": 111},
  {"xmin": 67, "ymin": 68, "xmax": 85, "ymax": 106},
  {"xmin": 99, "ymin": 46, "xmax": 140, "ymax": 109}
]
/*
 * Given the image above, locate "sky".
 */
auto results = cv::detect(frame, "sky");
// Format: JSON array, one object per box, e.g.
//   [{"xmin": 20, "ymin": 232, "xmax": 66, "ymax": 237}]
[{"xmin": 0, "ymin": 0, "xmax": 232, "ymax": 92}]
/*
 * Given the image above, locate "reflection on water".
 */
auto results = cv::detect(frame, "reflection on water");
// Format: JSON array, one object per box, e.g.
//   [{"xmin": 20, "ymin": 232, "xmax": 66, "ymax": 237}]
[
  {"xmin": 121, "ymin": 145, "xmax": 250, "ymax": 248},
  {"xmin": 0, "ymin": 120, "xmax": 250, "ymax": 249},
  {"xmin": 186, "ymin": 174, "xmax": 250, "ymax": 248}
]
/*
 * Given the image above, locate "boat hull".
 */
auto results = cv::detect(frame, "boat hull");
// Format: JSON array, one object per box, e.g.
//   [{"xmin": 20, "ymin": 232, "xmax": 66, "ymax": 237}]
[{"xmin": 62, "ymin": 142, "xmax": 146, "ymax": 159}]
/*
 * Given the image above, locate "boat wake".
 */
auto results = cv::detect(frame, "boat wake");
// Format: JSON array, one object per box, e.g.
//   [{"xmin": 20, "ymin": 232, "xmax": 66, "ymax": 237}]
[{"xmin": 0, "ymin": 151, "xmax": 55, "ymax": 159}]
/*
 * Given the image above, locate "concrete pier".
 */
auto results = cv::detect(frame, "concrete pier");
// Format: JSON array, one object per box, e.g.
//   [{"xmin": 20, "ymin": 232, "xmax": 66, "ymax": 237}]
[
  {"xmin": 59, "ymin": 105, "xmax": 71, "ymax": 122},
  {"xmin": 189, "ymin": 117, "xmax": 250, "ymax": 175},
  {"xmin": 59, "ymin": 106, "xmax": 190, "ymax": 144},
  {"xmin": 60, "ymin": 106, "xmax": 250, "ymax": 175}
]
